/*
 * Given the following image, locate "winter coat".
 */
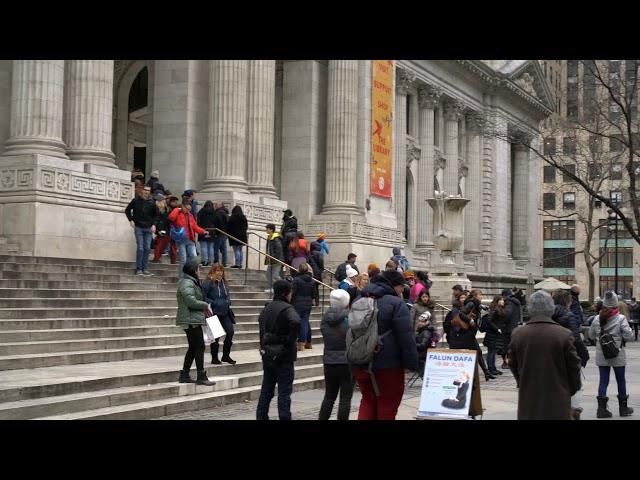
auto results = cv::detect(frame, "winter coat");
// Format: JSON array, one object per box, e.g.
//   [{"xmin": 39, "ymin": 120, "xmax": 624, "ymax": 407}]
[
  {"xmin": 508, "ymin": 315, "xmax": 582, "ymax": 420},
  {"xmin": 125, "ymin": 197, "xmax": 159, "ymax": 229},
  {"xmin": 569, "ymin": 292, "xmax": 584, "ymax": 324},
  {"xmin": 335, "ymin": 261, "xmax": 359, "ymax": 282},
  {"xmin": 175, "ymin": 276, "xmax": 210, "ymax": 327},
  {"xmin": 317, "ymin": 238, "xmax": 330, "ymax": 256},
  {"xmin": 390, "ymin": 254, "xmax": 410, "ymax": 272},
  {"xmin": 291, "ymin": 273, "xmax": 316, "ymax": 312},
  {"xmin": 589, "ymin": 313, "xmax": 634, "ymax": 367},
  {"xmin": 410, "ymin": 301, "xmax": 435, "ymax": 332},
  {"xmin": 226, "ymin": 213, "xmax": 248, "ymax": 246},
  {"xmin": 410, "ymin": 282, "xmax": 429, "ymax": 304},
  {"xmin": 504, "ymin": 297, "xmax": 522, "ymax": 331},
  {"xmin": 196, "ymin": 208, "xmax": 216, "ymax": 242},
  {"xmin": 265, "ymin": 232, "xmax": 284, "ymax": 265},
  {"xmin": 355, "ymin": 276, "xmax": 418, "ymax": 372},
  {"xmin": 146, "ymin": 177, "xmax": 166, "ymax": 195},
  {"xmin": 308, "ymin": 243, "xmax": 324, "ymax": 280},
  {"xmin": 482, "ymin": 309, "xmax": 507, "ymax": 354},
  {"xmin": 628, "ymin": 302, "xmax": 640, "ymax": 323},
  {"xmin": 321, "ymin": 307, "xmax": 349, "ymax": 365},
  {"xmin": 447, "ymin": 307, "xmax": 480, "ymax": 351},
  {"xmin": 213, "ymin": 207, "xmax": 229, "ymax": 238},
  {"xmin": 258, "ymin": 297, "xmax": 301, "ymax": 364},
  {"xmin": 168, "ymin": 208, "xmax": 207, "ymax": 242},
  {"xmin": 202, "ymin": 279, "xmax": 232, "ymax": 320},
  {"xmin": 154, "ymin": 209, "xmax": 171, "ymax": 235},
  {"xmin": 415, "ymin": 325, "xmax": 436, "ymax": 355},
  {"xmin": 280, "ymin": 216, "xmax": 298, "ymax": 238}
]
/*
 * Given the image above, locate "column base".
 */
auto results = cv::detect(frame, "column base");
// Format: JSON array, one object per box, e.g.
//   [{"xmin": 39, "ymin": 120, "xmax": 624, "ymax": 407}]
[
  {"xmin": 247, "ymin": 184, "xmax": 278, "ymax": 199},
  {"xmin": 200, "ymin": 177, "xmax": 250, "ymax": 194},
  {"xmin": 2, "ymin": 137, "xmax": 68, "ymax": 159},
  {"xmin": 320, "ymin": 202, "xmax": 363, "ymax": 216},
  {"xmin": 67, "ymin": 149, "xmax": 117, "ymax": 168}
]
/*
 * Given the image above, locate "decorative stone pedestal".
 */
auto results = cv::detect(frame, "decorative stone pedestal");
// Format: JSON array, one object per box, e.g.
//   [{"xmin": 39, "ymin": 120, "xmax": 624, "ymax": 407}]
[{"xmin": 0, "ymin": 155, "xmax": 134, "ymax": 261}]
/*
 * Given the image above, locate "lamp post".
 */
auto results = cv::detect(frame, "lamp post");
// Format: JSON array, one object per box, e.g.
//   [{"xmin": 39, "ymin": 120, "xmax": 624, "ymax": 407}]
[{"xmin": 607, "ymin": 209, "xmax": 619, "ymax": 295}]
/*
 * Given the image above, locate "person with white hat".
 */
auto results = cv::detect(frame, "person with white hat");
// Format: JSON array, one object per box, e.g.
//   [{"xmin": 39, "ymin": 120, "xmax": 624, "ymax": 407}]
[
  {"xmin": 339, "ymin": 265, "xmax": 359, "ymax": 303},
  {"xmin": 589, "ymin": 291, "xmax": 635, "ymax": 418}
]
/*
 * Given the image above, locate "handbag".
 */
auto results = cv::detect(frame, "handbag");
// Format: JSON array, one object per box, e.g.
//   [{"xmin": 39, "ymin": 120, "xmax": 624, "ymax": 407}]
[
  {"xmin": 206, "ymin": 315, "xmax": 226, "ymax": 340},
  {"xmin": 599, "ymin": 314, "xmax": 620, "ymax": 360}
]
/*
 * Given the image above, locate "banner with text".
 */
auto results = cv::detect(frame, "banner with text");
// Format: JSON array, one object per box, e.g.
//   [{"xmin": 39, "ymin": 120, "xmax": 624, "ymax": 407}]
[
  {"xmin": 370, "ymin": 60, "xmax": 394, "ymax": 198},
  {"xmin": 417, "ymin": 349, "xmax": 477, "ymax": 420}
]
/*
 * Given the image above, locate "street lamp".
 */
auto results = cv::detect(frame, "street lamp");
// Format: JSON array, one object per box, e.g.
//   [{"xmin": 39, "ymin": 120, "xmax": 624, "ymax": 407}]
[{"xmin": 607, "ymin": 209, "xmax": 619, "ymax": 295}]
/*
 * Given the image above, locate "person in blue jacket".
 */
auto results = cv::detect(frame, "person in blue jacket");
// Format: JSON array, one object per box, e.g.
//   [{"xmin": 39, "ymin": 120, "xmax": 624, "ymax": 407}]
[{"xmin": 202, "ymin": 263, "xmax": 236, "ymax": 365}]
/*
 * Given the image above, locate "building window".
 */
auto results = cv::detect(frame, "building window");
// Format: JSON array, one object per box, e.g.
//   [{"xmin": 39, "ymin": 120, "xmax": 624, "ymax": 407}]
[
  {"xmin": 600, "ymin": 276, "xmax": 633, "ymax": 299},
  {"xmin": 557, "ymin": 275, "xmax": 576, "ymax": 285},
  {"xmin": 563, "ymin": 192, "xmax": 576, "ymax": 210},
  {"xmin": 610, "ymin": 135, "xmax": 624, "ymax": 153},
  {"xmin": 610, "ymin": 190, "xmax": 622, "ymax": 205},
  {"xmin": 609, "ymin": 60, "xmax": 622, "ymax": 124},
  {"xmin": 599, "ymin": 219, "xmax": 634, "ymax": 239},
  {"xmin": 593, "ymin": 192, "xmax": 602, "ymax": 208},
  {"xmin": 563, "ymin": 164, "xmax": 576, "ymax": 182},
  {"xmin": 543, "ymin": 165, "xmax": 556, "ymax": 183},
  {"xmin": 611, "ymin": 163, "xmax": 623, "ymax": 180},
  {"xmin": 600, "ymin": 246, "xmax": 633, "ymax": 268},
  {"xmin": 589, "ymin": 135, "xmax": 602, "ymax": 155},
  {"xmin": 563, "ymin": 137, "xmax": 576, "ymax": 155},
  {"xmin": 588, "ymin": 163, "xmax": 602, "ymax": 180},
  {"xmin": 544, "ymin": 220, "xmax": 576, "ymax": 240},
  {"xmin": 543, "ymin": 248, "xmax": 576, "ymax": 268},
  {"xmin": 543, "ymin": 192, "xmax": 556, "ymax": 210},
  {"xmin": 567, "ymin": 60, "xmax": 578, "ymax": 119},
  {"xmin": 625, "ymin": 60, "xmax": 638, "ymax": 122},
  {"xmin": 544, "ymin": 137, "xmax": 556, "ymax": 155},
  {"xmin": 583, "ymin": 60, "xmax": 597, "ymax": 122}
]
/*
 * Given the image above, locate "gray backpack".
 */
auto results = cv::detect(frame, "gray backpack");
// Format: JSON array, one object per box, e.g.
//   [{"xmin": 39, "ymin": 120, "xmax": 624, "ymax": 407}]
[{"xmin": 346, "ymin": 297, "xmax": 391, "ymax": 396}]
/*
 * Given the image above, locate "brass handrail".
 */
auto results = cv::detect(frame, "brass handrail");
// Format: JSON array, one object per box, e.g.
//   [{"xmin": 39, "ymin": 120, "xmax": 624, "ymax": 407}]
[
  {"xmin": 435, "ymin": 303, "xmax": 451, "ymax": 312},
  {"xmin": 211, "ymin": 228, "xmax": 334, "ymax": 290}
]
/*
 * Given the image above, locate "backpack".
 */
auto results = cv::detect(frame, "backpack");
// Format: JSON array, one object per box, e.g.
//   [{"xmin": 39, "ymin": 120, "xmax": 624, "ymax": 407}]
[
  {"xmin": 345, "ymin": 297, "xmax": 391, "ymax": 396},
  {"xmin": 599, "ymin": 317, "xmax": 621, "ymax": 360},
  {"xmin": 170, "ymin": 226, "xmax": 186, "ymax": 242}
]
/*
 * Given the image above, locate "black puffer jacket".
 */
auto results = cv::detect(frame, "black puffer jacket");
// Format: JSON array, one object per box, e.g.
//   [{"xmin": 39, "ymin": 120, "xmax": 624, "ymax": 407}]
[
  {"xmin": 291, "ymin": 272, "xmax": 315, "ymax": 311},
  {"xmin": 226, "ymin": 213, "xmax": 248, "ymax": 246},
  {"xmin": 309, "ymin": 242, "xmax": 324, "ymax": 280},
  {"xmin": 196, "ymin": 207, "xmax": 216, "ymax": 242},
  {"xmin": 482, "ymin": 309, "xmax": 508, "ymax": 353},
  {"xmin": 504, "ymin": 296, "xmax": 522, "ymax": 332},
  {"xmin": 553, "ymin": 304, "xmax": 589, "ymax": 367},
  {"xmin": 280, "ymin": 215, "xmax": 298, "ymax": 238},
  {"xmin": 447, "ymin": 307, "xmax": 480, "ymax": 351},
  {"xmin": 321, "ymin": 307, "xmax": 349, "ymax": 364},
  {"xmin": 213, "ymin": 207, "xmax": 229, "ymax": 238},
  {"xmin": 258, "ymin": 297, "xmax": 301, "ymax": 364}
]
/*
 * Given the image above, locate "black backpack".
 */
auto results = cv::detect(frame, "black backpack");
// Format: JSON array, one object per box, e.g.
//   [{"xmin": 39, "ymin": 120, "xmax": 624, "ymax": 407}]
[{"xmin": 599, "ymin": 316, "xmax": 621, "ymax": 360}]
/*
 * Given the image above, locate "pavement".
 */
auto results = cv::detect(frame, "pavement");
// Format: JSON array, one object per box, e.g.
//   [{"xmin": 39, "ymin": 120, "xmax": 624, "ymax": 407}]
[{"xmin": 155, "ymin": 339, "xmax": 640, "ymax": 420}]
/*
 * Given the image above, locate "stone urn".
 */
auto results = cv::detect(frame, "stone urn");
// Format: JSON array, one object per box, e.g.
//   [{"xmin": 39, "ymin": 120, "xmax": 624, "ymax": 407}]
[{"xmin": 427, "ymin": 194, "xmax": 470, "ymax": 265}]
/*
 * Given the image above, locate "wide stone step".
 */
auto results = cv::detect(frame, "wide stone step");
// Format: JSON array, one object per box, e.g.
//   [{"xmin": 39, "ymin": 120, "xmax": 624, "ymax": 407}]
[
  {"xmin": 0, "ymin": 297, "xmax": 298, "ymax": 308},
  {"xmin": 0, "ymin": 352, "xmax": 324, "ymax": 403},
  {"xmin": 0, "ymin": 280, "xmax": 271, "ymax": 291},
  {"xmin": 0, "ymin": 288, "xmax": 284, "ymax": 300},
  {"xmin": 36, "ymin": 374, "xmax": 326, "ymax": 420},
  {"xmin": 0, "ymin": 311, "xmax": 324, "ymax": 330},
  {"xmin": 0, "ymin": 334, "xmax": 324, "ymax": 370}
]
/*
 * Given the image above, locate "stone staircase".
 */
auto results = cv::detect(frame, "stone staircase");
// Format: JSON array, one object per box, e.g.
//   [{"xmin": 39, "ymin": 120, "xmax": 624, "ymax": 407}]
[{"xmin": 0, "ymin": 255, "xmax": 329, "ymax": 419}]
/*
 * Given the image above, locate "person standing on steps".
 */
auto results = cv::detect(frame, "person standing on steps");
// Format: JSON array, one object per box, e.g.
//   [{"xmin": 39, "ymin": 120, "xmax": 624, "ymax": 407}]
[
  {"xmin": 334, "ymin": 253, "xmax": 359, "ymax": 283},
  {"xmin": 226, "ymin": 205, "xmax": 248, "ymax": 269},
  {"xmin": 212, "ymin": 202, "xmax": 230, "ymax": 267},
  {"xmin": 291, "ymin": 262, "xmax": 316, "ymax": 351},
  {"xmin": 196, "ymin": 200, "xmax": 216, "ymax": 267},
  {"xmin": 169, "ymin": 200, "xmax": 209, "ymax": 278},
  {"xmin": 280, "ymin": 209, "xmax": 298, "ymax": 255},
  {"xmin": 202, "ymin": 263, "xmax": 236, "ymax": 365},
  {"xmin": 151, "ymin": 195, "xmax": 176, "ymax": 264},
  {"xmin": 257, "ymin": 280, "xmax": 301, "ymax": 420},
  {"xmin": 308, "ymin": 241, "xmax": 324, "ymax": 307},
  {"xmin": 125, "ymin": 185, "xmax": 159, "ymax": 277},
  {"xmin": 589, "ymin": 291, "xmax": 635, "ymax": 418},
  {"xmin": 182, "ymin": 189, "xmax": 199, "ymax": 216},
  {"xmin": 319, "ymin": 289, "xmax": 354, "ymax": 420},
  {"xmin": 508, "ymin": 290, "xmax": 582, "ymax": 420},
  {"xmin": 146, "ymin": 170, "xmax": 166, "ymax": 196},
  {"xmin": 265, "ymin": 224, "xmax": 285, "ymax": 294},
  {"xmin": 316, "ymin": 232, "xmax": 330, "ymax": 257},
  {"xmin": 176, "ymin": 260, "xmax": 216, "ymax": 386}
]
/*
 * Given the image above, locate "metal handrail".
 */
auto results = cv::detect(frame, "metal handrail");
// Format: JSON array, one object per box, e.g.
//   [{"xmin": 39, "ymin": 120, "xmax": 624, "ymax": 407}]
[{"xmin": 211, "ymin": 228, "xmax": 334, "ymax": 290}]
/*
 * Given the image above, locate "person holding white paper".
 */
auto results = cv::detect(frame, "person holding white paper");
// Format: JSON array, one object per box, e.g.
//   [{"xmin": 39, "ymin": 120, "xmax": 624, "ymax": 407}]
[
  {"xmin": 176, "ymin": 260, "xmax": 215, "ymax": 386},
  {"xmin": 203, "ymin": 263, "xmax": 236, "ymax": 365}
]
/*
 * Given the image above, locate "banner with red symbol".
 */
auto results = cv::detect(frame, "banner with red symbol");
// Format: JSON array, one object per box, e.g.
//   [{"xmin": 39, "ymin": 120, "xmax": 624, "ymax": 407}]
[{"xmin": 370, "ymin": 60, "xmax": 394, "ymax": 198}]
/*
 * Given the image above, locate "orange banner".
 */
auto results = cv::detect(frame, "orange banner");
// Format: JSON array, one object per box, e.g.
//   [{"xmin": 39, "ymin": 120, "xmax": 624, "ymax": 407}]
[{"xmin": 370, "ymin": 60, "xmax": 394, "ymax": 198}]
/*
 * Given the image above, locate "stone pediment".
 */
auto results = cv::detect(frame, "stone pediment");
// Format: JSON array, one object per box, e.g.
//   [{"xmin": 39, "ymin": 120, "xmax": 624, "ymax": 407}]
[{"xmin": 505, "ymin": 61, "xmax": 555, "ymax": 112}]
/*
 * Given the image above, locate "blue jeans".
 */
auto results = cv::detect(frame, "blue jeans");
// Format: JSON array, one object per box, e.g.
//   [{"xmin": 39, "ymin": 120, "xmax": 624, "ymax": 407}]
[
  {"xmin": 297, "ymin": 308, "xmax": 311, "ymax": 342},
  {"xmin": 134, "ymin": 226, "xmax": 153, "ymax": 272},
  {"xmin": 213, "ymin": 236, "xmax": 228, "ymax": 266},
  {"xmin": 487, "ymin": 350, "xmax": 496, "ymax": 371},
  {"xmin": 232, "ymin": 245, "xmax": 243, "ymax": 267},
  {"xmin": 598, "ymin": 366, "xmax": 627, "ymax": 397},
  {"xmin": 256, "ymin": 361, "xmax": 295, "ymax": 420},
  {"xmin": 177, "ymin": 239, "xmax": 197, "ymax": 277},
  {"xmin": 200, "ymin": 239, "xmax": 215, "ymax": 264}
]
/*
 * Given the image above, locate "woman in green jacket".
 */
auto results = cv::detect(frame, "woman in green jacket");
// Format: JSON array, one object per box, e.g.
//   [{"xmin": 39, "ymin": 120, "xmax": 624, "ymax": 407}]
[{"xmin": 177, "ymin": 260, "xmax": 215, "ymax": 386}]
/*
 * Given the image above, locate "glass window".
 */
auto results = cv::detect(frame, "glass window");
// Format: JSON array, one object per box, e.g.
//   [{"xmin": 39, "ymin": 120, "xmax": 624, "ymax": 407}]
[
  {"xmin": 589, "ymin": 163, "xmax": 602, "ymax": 180},
  {"xmin": 600, "ymin": 247, "xmax": 633, "ymax": 268},
  {"xmin": 625, "ymin": 61, "xmax": 637, "ymax": 122},
  {"xmin": 563, "ymin": 192, "xmax": 576, "ymax": 210},
  {"xmin": 611, "ymin": 163, "xmax": 623, "ymax": 180},
  {"xmin": 543, "ymin": 248, "xmax": 576, "ymax": 268},
  {"xmin": 583, "ymin": 60, "xmax": 597, "ymax": 122},
  {"xmin": 544, "ymin": 220, "xmax": 576, "ymax": 240},
  {"xmin": 610, "ymin": 135, "xmax": 624, "ymax": 153},
  {"xmin": 563, "ymin": 164, "xmax": 576, "ymax": 182},
  {"xmin": 610, "ymin": 190, "xmax": 622, "ymax": 205},
  {"xmin": 563, "ymin": 137, "xmax": 576, "ymax": 155},
  {"xmin": 544, "ymin": 137, "xmax": 556, "ymax": 155},
  {"xmin": 543, "ymin": 192, "xmax": 556, "ymax": 210},
  {"xmin": 543, "ymin": 165, "xmax": 556, "ymax": 183},
  {"xmin": 589, "ymin": 135, "xmax": 602, "ymax": 155},
  {"xmin": 567, "ymin": 61, "xmax": 578, "ymax": 119},
  {"xmin": 600, "ymin": 276, "xmax": 633, "ymax": 299}
]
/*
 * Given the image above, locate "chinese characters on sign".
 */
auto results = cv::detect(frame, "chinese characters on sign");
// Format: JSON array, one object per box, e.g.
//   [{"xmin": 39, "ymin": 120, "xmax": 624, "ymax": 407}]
[{"xmin": 370, "ymin": 60, "xmax": 394, "ymax": 198}]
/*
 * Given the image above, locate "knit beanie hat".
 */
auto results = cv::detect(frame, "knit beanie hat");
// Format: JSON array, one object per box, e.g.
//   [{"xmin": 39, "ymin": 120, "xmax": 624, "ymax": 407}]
[
  {"xmin": 150, "ymin": 170, "xmax": 159, "ymax": 178},
  {"xmin": 345, "ymin": 266, "xmax": 358, "ymax": 278},
  {"xmin": 273, "ymin": 280, "xmax": 292, "ymax": 298},
  {"xmin": 330, "ymin": 289, "xmax": 350, "ymax": 309},
  {"xmin": 604, "ymin": 291, "xmax": 619, "ymax": 308},
  {"xmin": 528, "ymin": 290, "xmax": 555, "ymax": 317},
  {"xmin": 383, "ymin": 270, "xmax": 406, "ymax": 287}
]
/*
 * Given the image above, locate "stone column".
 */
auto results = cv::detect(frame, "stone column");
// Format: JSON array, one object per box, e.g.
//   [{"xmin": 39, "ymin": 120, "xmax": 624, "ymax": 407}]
[
  {"xmin": 2, "ymin": 60, "xmax": 67, "ymax": 158},
  {"xmin": 512, "ymin": 132, "xmax": 532, "ymax": 259},
  {"xmin": 464, "ymin": 111, "xmax": 483, "ymax": 252},
  {"xmin": 393, "ymin": 68, "xmax": 414, "ymax": 235},
  {"xmin": 64, "ymin": 60, "xmax": 116, "ymax": 167},
  {"xmin": 246, "ymin": 60, "xmax": 277, "ymax": 198},
  {"xmin": 443, "ymin": 98, "xmax": 465, "ymax": 196},
  {"xmin": 202, "ymin": 60, "xmax": 249, "ymax": 193},
  {"xmin": 322, "ymin": 60, "xmax": 360, "ymax": 214},
  {"xmin": 416, "ymin": 84, "xmax": 441, "ymax": 248}
]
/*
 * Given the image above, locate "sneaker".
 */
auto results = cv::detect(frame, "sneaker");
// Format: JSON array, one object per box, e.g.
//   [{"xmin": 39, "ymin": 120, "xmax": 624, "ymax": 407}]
[
  {"xmin": 142, "ymin": 271, "xmax": 154, "ymax": 277},
  {"xmin": 136, "ymin": 270, "xmax": 144, "ymax": 276}
]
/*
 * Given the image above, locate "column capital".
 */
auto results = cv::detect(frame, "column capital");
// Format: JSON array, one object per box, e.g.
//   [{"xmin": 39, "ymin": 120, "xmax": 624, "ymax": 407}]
[
  {"xmin": 465, "ymin": 110, "xmax": 485, "ymax": 135},
  {"xmin": 443, "ymin": 98, "xmax": 466, "ymax": 121},
  {"xmin": 418, "ymin": 84, "xmax": 442, "ymax": 109},
  {"xmin": 511, "ymin": 130, "xmax": 534, "ymax": 150},
  {"xmin": 395, "ymin": 67, "xmax": 416, "ymax": 94}
]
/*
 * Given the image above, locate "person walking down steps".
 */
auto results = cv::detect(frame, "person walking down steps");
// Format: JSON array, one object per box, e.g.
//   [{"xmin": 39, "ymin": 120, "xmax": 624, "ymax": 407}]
[{"xmin": 203, "ymin": 263, "xmax": 236, "ymax": 365}]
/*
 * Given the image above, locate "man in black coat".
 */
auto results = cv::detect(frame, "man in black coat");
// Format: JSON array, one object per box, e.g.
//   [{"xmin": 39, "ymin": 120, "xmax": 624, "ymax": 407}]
[
  {"xmin": 334, "ymin": 253, "xmax": 359, "ymax": 282},
  {"xmin": 124, "ymin": 186, "xmax": 158, "ymax": 276},
  {"xmin": 280, "ymin": 209, "xmax": 298, "ymax": 252},
  {"xmin": 256, "ymin": 280, "xmax": 301, "ymax": 421},
  {"xmin": 212, "ymin": 202, "xmax": 229, "ymax": 266}
]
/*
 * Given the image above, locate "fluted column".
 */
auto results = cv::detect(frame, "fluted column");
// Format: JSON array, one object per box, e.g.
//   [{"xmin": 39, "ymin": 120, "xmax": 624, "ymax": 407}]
[
  {"xmin": 322, "ymin": 60, "xmax": 360, "ymax": 214},
  {"xmin": 246, "ymin": 60, "xmax": 276, "ymax": 197},
  {"xmin": 202, "ymin": 60, "xmax": 249, "ymax": 193},
  {"xmin": 416, "ymin": 84, "xmax": 441, "ymax": 248},
  {"xmin": 64, "ymin": 60, "xmax": 116, "ymax": 166},
  {"xmin": 512, "ymin": 132, "xmax": 532, "ymax": 259},
  {"xmin": 2, "ymin": 60, "xmax": 67, "ymax": 158},
  {"xmin": 443, "ymin": 98, "xmax": 465, "ymax": 195},
  {"xmin": 464, "ymin": 111, "xmax": 483, "ymax": 252},
  {"xmin": 393, "ymin": 68, "xmax": 414, "ymax": 234}
]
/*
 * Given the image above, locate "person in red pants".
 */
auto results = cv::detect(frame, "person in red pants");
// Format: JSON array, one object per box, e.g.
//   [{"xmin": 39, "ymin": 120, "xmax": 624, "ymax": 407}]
[
  {"xmin": 152, "ymin": 195, "xmax": 177, "ymax": 263},
  {"xmin": 351, "ymin": 270, "xmax": 418, "ymax": 420}
]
